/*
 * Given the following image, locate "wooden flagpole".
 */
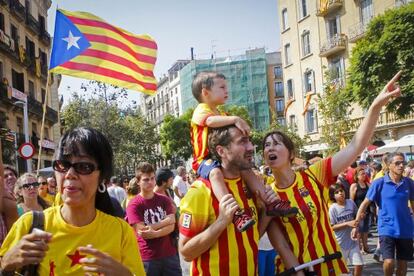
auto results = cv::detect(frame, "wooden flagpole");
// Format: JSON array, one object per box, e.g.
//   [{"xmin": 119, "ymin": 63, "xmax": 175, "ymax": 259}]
[{"xmin": 36, "ymin": 72, "xmax": 51, "ymax": 175}]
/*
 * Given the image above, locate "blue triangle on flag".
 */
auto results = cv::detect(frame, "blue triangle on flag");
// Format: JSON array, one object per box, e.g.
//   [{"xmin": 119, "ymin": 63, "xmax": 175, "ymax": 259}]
[{"xmin": 49, "ymin": 10, "xmax": 91, "ymax": 69}]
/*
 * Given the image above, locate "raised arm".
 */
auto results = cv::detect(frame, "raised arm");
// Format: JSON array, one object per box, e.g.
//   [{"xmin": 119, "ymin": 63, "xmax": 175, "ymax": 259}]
[{"xmin": 332, "ymin": 71, "xmax": 402, "ymax": 176}]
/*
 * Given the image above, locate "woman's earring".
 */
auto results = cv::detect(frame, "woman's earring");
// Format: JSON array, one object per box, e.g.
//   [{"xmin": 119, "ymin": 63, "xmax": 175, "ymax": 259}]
[{"xmin": 98, "ymin": 182, "xmax": 106, "ymax": 193}]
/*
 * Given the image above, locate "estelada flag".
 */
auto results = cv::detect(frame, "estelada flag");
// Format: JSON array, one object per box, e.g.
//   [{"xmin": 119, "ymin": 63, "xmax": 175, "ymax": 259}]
[{"xmin": 49, "ymin": 9, "xmax": 157, "ymax": 95}]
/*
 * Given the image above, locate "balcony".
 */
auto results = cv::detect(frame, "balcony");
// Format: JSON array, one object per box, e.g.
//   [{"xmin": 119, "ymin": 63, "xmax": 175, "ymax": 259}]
[
  {"xmin": 26, "ymin": 13, "xmax": 40, "ymax": 34},
  {"xmin": 27, "ymin": 96, "xmax": 59, "ymax": 124},
  {"xmin": 317, "ymin": 0, "xmax": 343, "ymax": 16},
  {"xmin": 319, "ymin": 33, "xmax": 347, "ymax": 57},
  {"xmin": 39, "ymin": 29, "xmax": 51, "ymax": 46},
  {"xmin": 350, "ymin": 109, "xmax": 414, "ymax": 132},
  {"xmin": 41, "ymin": 64, "xmax": 48, "ymax": 82},
  {"xmin": 10, "ymin": 0, "xmax": 25, "ymax": 22},
  {"xmin": 348, "ymin": 21, "xmax": 368, "ymax": 43}
]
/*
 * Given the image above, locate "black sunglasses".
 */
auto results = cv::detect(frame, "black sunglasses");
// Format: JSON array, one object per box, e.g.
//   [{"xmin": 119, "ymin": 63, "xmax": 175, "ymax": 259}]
[
  {"xmin": 39, "ymin": 181, "xmax": 47, "ymax": 185},
  {"xmin": 393, "ymin": 161, "xmax": 407, "ymax": 166},
  {"xmin": 21, "ymin": 182, "xmax": 40, "ymax": 190},
  {"xmin": 53, "ymin": 160, "xmax": 98, "ymax": 175}
]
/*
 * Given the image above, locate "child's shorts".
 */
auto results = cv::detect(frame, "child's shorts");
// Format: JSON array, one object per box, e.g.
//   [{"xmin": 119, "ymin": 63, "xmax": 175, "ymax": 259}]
[
  {"xmin": 342, "ymin": 244, "xmax": 364, "ymax": 266},
  {"xmin": 197, "ymin": 159, "xmax": 221, "ymax": 180}
]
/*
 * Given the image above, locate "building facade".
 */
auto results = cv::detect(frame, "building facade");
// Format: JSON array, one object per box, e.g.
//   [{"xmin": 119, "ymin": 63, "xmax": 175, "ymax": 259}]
[
  {"xmin": 180, "ymin": 48, "xmax": 271, "ymax": 131},
  {"xmin": 141, "ymin": 60, "xmax": 189, "ymax": 167},
  {"xmin": 0, "ymin": 0, "xmax": 60, "ymax": 173},
  {"xmin": 278, "ymin": 0, "xmax": 414, "ymax": 154},
  {"xmin": 266, "ymin": 52, "xmax": 285, "ymax": 126}
]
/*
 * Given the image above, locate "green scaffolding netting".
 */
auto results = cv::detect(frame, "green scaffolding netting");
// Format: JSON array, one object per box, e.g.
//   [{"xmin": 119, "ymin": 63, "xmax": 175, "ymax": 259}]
[{"xmin": 180, "ymin": 48, "xmax": 270, "ymax": 130}]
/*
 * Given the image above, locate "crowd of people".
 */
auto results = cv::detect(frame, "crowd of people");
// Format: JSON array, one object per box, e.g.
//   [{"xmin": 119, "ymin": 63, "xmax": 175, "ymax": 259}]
[{"xmin": 0, "ymin": 70, "xmax": 412, "ymax": 276}]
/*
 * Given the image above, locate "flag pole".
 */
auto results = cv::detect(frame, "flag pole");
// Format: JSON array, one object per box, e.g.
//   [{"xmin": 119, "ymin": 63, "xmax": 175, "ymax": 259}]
[{"xmin": 36, "ymin": 72, "xmax": 51, "ymax": 175}]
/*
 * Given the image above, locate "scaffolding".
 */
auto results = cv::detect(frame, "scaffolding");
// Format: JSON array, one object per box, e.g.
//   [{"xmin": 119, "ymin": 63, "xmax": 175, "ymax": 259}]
[{"xmin": 180, "ymin": 48, "xmax": 270, "ymax": 130}]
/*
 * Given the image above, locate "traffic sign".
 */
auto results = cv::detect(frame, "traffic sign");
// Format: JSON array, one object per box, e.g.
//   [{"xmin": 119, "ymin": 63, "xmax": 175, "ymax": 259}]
[{"xmin": 18, "ymin": 142, "xmax": 35, "ymax": 160}]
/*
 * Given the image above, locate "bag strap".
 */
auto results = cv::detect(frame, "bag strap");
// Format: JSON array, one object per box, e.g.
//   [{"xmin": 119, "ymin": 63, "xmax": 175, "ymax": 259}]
[{"xmin": 29, "ymin": 211, "xmax": 45, "ymax": 233}]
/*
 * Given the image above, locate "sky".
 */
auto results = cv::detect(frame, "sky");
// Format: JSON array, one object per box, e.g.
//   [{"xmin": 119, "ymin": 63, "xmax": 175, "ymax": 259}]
[{"xmin": 47, "ymin": 0, "xmax": 281, "ymax": 105}]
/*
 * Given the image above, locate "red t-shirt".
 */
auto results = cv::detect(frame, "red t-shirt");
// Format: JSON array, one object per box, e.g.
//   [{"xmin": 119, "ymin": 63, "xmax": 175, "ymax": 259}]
[{"xmin": 126, "ymin": 193, "xmax": 177, "ymax": 261}]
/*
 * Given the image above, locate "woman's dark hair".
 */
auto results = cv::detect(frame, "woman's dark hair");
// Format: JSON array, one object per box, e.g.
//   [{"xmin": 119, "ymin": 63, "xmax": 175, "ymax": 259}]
[
  {"xmin": 262, "ymin": 131, "xmax": 296, "ymax": 163},
  {"xmin": 3, "ymin": 164, "xmax": 18, "ymax": 177},
  {"xmin": 155, "ymin": 167, "xmax": 174, "ymax": 186},
  {"xmin": 353, "ymin": 167, "xmax": 367, "ymax": 184},
  {"xmin": 55, "ymin": 127, "xmax": 115, "ymax": 216}
]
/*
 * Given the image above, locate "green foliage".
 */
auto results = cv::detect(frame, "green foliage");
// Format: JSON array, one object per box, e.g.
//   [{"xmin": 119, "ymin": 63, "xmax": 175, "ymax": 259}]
[
  {"xmin": 159, "ymin": 108, "xmax": 194, "ymax": 162},
  {"xmin": 61, "ymin": 81, "xmax": 159, "ymax": 175},
  {"xmin": 347, "ymin": 3, "xmax": 414, "ymax": 116},
  {"xmin": 317, "ymin": 70, "xmax": 354, "ymax": 156},
  {"xmin": 218, "ymin": 105, "xmax": 253, "ymax": 127}
]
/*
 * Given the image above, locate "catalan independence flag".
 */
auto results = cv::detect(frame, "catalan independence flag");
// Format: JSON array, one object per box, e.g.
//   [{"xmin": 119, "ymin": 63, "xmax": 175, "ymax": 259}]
[{"xmin": 49, "ymin": 9, "xmax": 157, "ymax": 95}]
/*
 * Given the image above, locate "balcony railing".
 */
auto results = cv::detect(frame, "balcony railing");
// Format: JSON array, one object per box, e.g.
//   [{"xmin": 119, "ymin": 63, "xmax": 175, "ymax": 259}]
[
  {"xmin": 317, "ymin": 0, "xmax": 343, "ymax": 16},
  {"xmin": 10, "ymin": 0, "xmax": 25, "ymax": 21},
  {"xmin": 348, "ymin": 21, "xmax": 369, "ymax": 43},
  {"xmin": 350, "ymin": 110, "xmax": 414, "ymax": 132},
  {"xmin": 39, "ymin": 29, "xmax": 51, "ymax": 46},
  {"xmin": 319, "ymin": 33, "xmax": 347, "ymax": 57},
  {"xmin": 27, "ymin": 96, "xmax": 59, "ymax": 124},
  {"xmin": 26, "ymin": 13, "xmax": 40, "ymax": 34}
]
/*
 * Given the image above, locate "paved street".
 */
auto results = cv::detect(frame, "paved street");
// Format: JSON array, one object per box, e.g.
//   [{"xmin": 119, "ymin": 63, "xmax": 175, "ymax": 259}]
[{"xmin": 349, "ymin": 226, "xmax": 414, "ymax": 276}]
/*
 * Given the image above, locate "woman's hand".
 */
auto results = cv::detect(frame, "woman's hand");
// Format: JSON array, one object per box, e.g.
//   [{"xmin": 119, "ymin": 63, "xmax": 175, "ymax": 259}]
[
  {"xmin": 79, "ymin": 245, "xmax": 132, "ymax": 276},
  {"xmin": 1, "ymin": 231, "xmax": 51, "ymax": 271}
]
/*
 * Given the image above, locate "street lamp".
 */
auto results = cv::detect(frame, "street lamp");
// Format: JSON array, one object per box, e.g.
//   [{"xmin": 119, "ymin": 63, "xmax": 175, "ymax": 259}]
[{"xmin": 14, "ymin": 100, "xmax": 31, "ymax": 173}]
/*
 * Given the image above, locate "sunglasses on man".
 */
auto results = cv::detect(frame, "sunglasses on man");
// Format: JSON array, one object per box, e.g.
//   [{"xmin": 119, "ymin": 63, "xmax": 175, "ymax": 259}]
[
  {"xmin": 393, "ymin": 161, "xmax": 408, "ymax": 166},
  {"xmin": 52, "ymin": 160, "xmax": 98, "ymax": 175}
]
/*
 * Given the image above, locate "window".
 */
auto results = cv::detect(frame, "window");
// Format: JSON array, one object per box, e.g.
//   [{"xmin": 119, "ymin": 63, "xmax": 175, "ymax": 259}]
[
  {"xmin": 304, "ymin": 70, "xmax": 314, "ymax": 93},
  {"xmin": 327, "ymin": 17, "xmax": 340, "ymax": 38},
  {"xmin": 360, "ymin": 0, "xmax": 373, "ymax": 24},
  {"xmin": 289, "ymin": 115, "xmax": 297, "ymax": 130},
  {"xmin": 287, "ymin": 79, "xmax": 294, "ymax": 99},
  {"xmin": 275, "ymin": 82, "xmax": 284, "ymax": 97},
  {"xmin": 39, "ymin": 15, "xmax": 46, "ymax": 31},
  {"xmin": 41, "ymin": 89, "xmax": 46, "ymax": 104},
  {"xmin": 298, "ymin": 0, "xmax": 308, "ymax": 18},
  {"xmin": 306, "ymin": 108, "xmax": 317, "ymax": 133},
  {"xmin": 274, "ymin": 66, "xmax": 282, "ymax": 78},
  {"xmin": 12, "ymin": 70, "xmax": 24, "ymax": 92},
  {"xmin": 0, "ymin": 111, "xmax": 6, "ymax": 128},
  {"xmin": 28, "ymin": 80, "xmax": 35, "ymax": 98},
  {"xmin": 10, "ymin": 24, "xmax": 18, "ymax": 50},
  {"xmin": 276, "ymin": 99, "xmax": 284, "ymax": 113},
  {"xmin": 277, "ymin": 118, "xmax": 285, "ymax": 126},
  {"xmin": 329, "ymin": 58, "xmax": 345, "ymax": 86},
  {"xmin": 284, "ymin": 44, "xmax": 291, "ymax": 65},
  {"xmin": 0, "ymin": 13, "xmax": 4, "ymax": 32},
  {"xmin": 0, "ymin": 61, "xmax": 3, "ymax": 79},
  {"xmin": 302, "ymin": 31, "xmax": 311, "ymax": 56},
  {"xmin": 282, "ymin": 9, "xmax": 288, "ymax": 30}
]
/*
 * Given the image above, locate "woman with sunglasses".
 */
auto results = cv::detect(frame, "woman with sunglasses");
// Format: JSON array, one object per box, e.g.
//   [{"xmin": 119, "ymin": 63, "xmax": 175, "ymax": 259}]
[
  {"xmin": 14, "ymin": 173, "xmax": 50, "ymax": 217},
  {"xmin": 262, "ymin": 72, "xmax": 402, "ymax": 275},
  {"xmin": 0, "ymin": 127, "xmax": 145, "ymax": 275}
]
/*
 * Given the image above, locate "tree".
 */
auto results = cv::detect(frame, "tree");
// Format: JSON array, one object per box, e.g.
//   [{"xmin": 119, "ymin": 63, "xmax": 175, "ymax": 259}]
[
  {"xmin": 159, "ymin": 108, "xmax": 194, "ymax": 164},
  {"xmin": 317, "ymin": 70, "xmax": 354, "ymax": 156},
  {"xmin": 61, "ymin": 81, "xmax": 159, "ymax": 175},
  {"xmin": 347, "ymin": 3, "xmax": 414, "ymax": 116}
]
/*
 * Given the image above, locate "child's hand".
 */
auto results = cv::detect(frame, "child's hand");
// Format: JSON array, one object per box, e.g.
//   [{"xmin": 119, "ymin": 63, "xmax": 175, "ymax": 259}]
[{"xmin": 234, "ymin": 117, "xmax": 250, "ymax": 136}]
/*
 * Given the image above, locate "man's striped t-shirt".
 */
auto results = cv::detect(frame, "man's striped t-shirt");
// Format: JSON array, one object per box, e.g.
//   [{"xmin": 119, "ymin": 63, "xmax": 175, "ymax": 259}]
[{"xmin": 179, "ymin": 178, "xmax": 259, "ymax": 276}]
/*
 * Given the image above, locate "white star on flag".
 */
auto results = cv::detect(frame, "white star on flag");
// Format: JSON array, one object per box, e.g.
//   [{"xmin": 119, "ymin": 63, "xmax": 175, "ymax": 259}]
[{"xmin": 62, "ymin": 31, "xmax": 81, "ymax": 50}]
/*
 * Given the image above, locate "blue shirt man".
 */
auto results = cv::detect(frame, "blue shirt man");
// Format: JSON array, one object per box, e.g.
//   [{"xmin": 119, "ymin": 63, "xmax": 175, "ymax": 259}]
[
  {"xmin": 356, "ymin": 152, "xmax": 414, "ymax": 276},
  {"xmin": 367, "ymin": 173, "xmax": 414, "ymax": 238}
]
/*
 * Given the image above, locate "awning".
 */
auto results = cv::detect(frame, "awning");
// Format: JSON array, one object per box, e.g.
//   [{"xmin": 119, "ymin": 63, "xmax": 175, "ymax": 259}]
[{"xmin": 303, "ymin": 143, "xmax": 329, "ymax": 152}]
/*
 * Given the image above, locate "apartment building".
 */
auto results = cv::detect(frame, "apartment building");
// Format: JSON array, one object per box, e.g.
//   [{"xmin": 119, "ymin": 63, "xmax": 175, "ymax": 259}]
[
  {"xmin": 0, "ymin": 0, "xmax": 60, "ymax": 173},
  {"xmin": 266, "ymin": 52, "xmax": 285, "ymax": 125},
  {"xmin": 278, "ymin": 0, "xmax": 414, "ymax": 154}
]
